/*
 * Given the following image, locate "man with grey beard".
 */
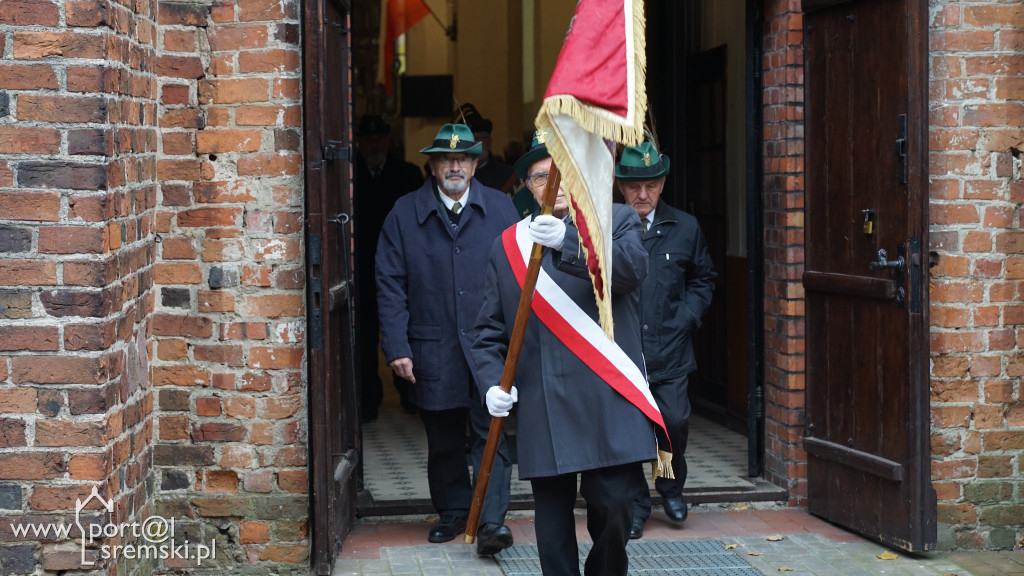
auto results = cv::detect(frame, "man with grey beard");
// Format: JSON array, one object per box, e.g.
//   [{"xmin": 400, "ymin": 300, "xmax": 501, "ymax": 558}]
[{"xmin": 376, "ymin": 124, "xmax": 520, "ymax": 554}]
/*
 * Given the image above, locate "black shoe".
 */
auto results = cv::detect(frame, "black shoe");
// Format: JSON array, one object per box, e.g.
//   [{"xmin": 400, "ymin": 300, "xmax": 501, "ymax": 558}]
[
  {"xmin": 476, "ymin": 522, "xmax": 514, "ymax": 555},
  {"xmin": 428, "ymin": 514, "xmax": 467, "ymax": 543},
  {"xmin": 629, "ymin": 517, "xmax": 645, "ymax": 540},
  {"xmin": 663, "ymin": 496, "xmax": 688, "ymax": 523}
]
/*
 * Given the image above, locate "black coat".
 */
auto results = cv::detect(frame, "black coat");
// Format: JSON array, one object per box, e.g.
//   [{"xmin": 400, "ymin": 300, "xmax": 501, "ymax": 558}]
[
  {"xmin": 640, "ymin": 202, "xmax": 716, "ymax": 381},
  {"xmin": 376, "ymin": 179, "xmax": 520, "ymax": 410},
  {"xmin": 472, "ymin": 205, "xmax": 657, "ymax": 478}
]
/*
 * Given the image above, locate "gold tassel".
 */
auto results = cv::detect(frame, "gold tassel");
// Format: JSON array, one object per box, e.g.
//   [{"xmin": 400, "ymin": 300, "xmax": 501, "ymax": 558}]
[{"xmin": 652, "ymin": 449, "xmax": 674, "ymax": 481}]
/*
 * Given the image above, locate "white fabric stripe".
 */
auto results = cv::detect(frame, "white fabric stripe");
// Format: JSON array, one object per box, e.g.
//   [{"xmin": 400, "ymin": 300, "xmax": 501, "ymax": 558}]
[{"xmin": 515, "ymin": 219, "xmax": 660, "ymax": 414}]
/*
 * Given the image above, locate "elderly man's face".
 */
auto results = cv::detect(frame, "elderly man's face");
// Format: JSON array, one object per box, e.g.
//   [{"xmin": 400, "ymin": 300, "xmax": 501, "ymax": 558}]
[
  {"xmin": 525, "ymin": 157, "xmax": 568, "ymax": 218},
  {"xmin": 617, "ymin": 177, "xmax": 666, "ymax": 219},
  {"xmin": 429, "ymin": 154, "xmax": 478, "ymax": 197}
]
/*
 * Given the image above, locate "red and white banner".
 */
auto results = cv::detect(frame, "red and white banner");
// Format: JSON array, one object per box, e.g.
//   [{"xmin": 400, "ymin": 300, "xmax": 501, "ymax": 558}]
[
  {"xmin": 377, "ymin": 0, "xmax": 430, "ymax": 94},
  {"xmin": 535, "ymin": 0, "xmax": 648, "ymax": 339},
  {"xmin": 503, "ymin": 220, "xmax": 667, "ymax": 437}
]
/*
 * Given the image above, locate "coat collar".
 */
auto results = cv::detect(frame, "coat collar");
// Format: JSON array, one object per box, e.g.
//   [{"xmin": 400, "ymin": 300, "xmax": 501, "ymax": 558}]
[{"xmin": 414, "ymin": 178, "xmax": 488, "ymax": 225}]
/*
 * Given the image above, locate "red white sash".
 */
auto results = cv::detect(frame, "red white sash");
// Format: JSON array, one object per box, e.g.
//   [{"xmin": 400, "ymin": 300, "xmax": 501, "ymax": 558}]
[{"xmin": 502, "ymin": 218, "xmax": 668, "ymax": 438}]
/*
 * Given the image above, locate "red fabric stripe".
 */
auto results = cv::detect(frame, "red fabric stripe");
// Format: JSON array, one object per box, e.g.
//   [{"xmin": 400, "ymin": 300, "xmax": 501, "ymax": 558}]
[
  {"xmin": 501, "ymin": 226, "xmax": 666, "ymax": 433},
  {"xmin": 567, "ymin": 194, "xmax": 605, "ymax": 300}
]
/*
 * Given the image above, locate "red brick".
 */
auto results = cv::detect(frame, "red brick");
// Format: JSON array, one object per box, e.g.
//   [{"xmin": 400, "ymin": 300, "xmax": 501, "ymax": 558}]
[
  {"xmin": 930, "ymin": 331, "xmax": 985, "ymax": 354},
  {"xmin": 252, "ymin": 238, "xmax": 301, "ymax": 262},
  {"xmin": 0, "ymin": 452, "xmax": 64, "ymax": 479},
  {"xmin": 244, "ymin": 294, "xmax": 303, "ymax": 318},
  {"xmin": 0, "ymin": 326, "xmax": 59, "ymax": 352},
  {"xmin": 157, "ymin": 158, "xmax": 202, "ymax": 180},
  {"xmin": 163, "ymin": 29, "xmax": 196, "ymax": 52},
  {"xmin": 196, "ymin": 396, "xmax": 222, "ymax": 416},
  {"xmin": 157, "ymin": 338, "xmax": 188, "ymax": 361},
  {"xmin": 153, "ymin": 365, "xmax": 211, "ymax": 387},
  {"xmin": 152, "ymin": 314, "xmax": 214, "ymax": 337},
  {"xmin": 159, "ymin": 414, "xmax": 189, "ymax": 439},
  {"xmin": 178, "ymin": 206, "xmax": 243, "ymax": 227},
  {"xmin": 223, "ymin": 397, "xmax": 256, "ymax": 418},
  {"xmin": 0, "ymin": 191, "xmax": 61, "ymax": 222},
  {"xmin": 162, "ymin": 131, "xmax": 195, "ymax": 155},
  {"xmin": 964, "ymin": 5, "xmax": 1024, "ymax": 29},
  {"xmin": 201, "ymin": 238, "xmax": 244, "ymax": 261},
  {"xmin": 0, "ymin": 1, "xmax": 59, "ymax": 26},
  {"xmin": 193, "ymin": 422, "xmax": 246, "ymax": 442},
  {"xmin": 198, "ymin": 78, "xmax": 270, "ymax": 104},
  {"xmin": 196, "ymin": 129, "xmax": 263, "ymax": 153},
  {"xmin": 13, "ymin": 30, "xmax": 104, "ymax": 59},
  {"xmin": 154, "ymin": 262, "xmax": 203, "ymax": 284},
  {"xmin": 35, "ymin": 419, "xmax": 106, "ymax": 446},
  {"xmin": 278, "ymin": 470, "xmax": 307, "ymax": 493},
  {"xmin": 237, "ymin": 153, "xmax": 301, "ymax": 176},
  {"xmin": 248, "ymin": 347, "xmax": 303, "ymax": 370},
  {"xmin": 238, "ymin": 49, "xmax": 300, "ymax": 73},
  {"xmin": 161, "ymin": 237, "xmax": 197, "ymax": 259},
  {"xmin": 18, "ymin": 94, "xmax": 106, "ymax": 124},
  {"xmin": 239, "ymin": 0, "xmax": 287, "ymax": 21},
  {"xmin": 208, "ymin": 24, "xmax": 268, "ymax": 51},
  {"xmin": 69, "ymin": 452, "xmax": 108, "ymax": 480},
  {"xmin": 11, "ymin": 356, "xmax": 106, "ymax": 384},
  {"xmin": 258, "ymin": 545, "xmax": 308, "ymax": 564},
  {"xmin": 194, "ymin": 180, "xmax": 258, "ymax": 203},
  {"xmin": 0, "ymin": 388, "xmax": 36, "ymax": 413},
  {"xmin": 193, "ymin": 344, "xmax": 243, "ymax": 366},
  {"xmin": 240, "ymin": 520, "xmax": 270, "ymax": 543},
  {"xmin": 205, "ymin": 470, "xmax": 239, "ymax": 493},
  {"xmin": 0, "ymin": 126, "xmax": 61, "ymax": 154},
  {"xmin": 197, "ymin": 290, "xmax": 236, "ymax": 312},
  {"xmin": 210, "ymin": 1, "xmax": 237, "ymax": 23},
  {"xmin": 219, "ymin": 446, "xmax": 254, "ymax": 468},
  {"xmin": 259, "ymin": 396, "xmax": 300, "ymax": 420},
  {"xmin": 38, "ymin": 225, "xmax": 107, "ymax": 254},
  {"xmin": 0, "ymin": 64, "xmax": 57, "ymax": 90}
]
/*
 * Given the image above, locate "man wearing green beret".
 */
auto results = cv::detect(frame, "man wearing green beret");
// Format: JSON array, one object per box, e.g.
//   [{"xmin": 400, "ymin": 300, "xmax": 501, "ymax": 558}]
[
  {"xmin": 615, "ymin": 141, "xmax": 717, "ymax": 539},
  {"xmin": 376, "ymin": 123, "xmax": 519, "ymax": 554}
]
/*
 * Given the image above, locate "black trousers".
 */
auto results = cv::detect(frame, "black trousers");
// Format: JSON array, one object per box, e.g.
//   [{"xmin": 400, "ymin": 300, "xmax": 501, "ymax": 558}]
[
  {"xmin": 418, "ymin": 387, "xmax": 512, "ymax": 527},
  {"xmin": 633, "ymin": 373, "xmax": 690, "ymax": 520},
  {"xmin": 530, "ymin": 462, "xmax": 644, "ymax": 576}
]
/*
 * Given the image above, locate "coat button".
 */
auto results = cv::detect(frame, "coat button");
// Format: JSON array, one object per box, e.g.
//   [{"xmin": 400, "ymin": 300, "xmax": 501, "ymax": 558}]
[
  {"xmin": 643, "ymin": 324, "xmax": 649, "ymax": 330},
  {"xmin": 455, "ymin": 246, "xmax": 462, "ymax": 255},
  {"xmin": 459, "ymin": 328, "xmax": 466, "ymax": 336},
  {"xmin": 458, "ymin": 289, "xmax": 464, "ymax": 295}
]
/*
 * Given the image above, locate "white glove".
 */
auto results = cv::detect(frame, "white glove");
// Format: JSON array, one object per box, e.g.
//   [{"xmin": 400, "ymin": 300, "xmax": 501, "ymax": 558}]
[
  {"xmin": 528, "ymin": 215, "xmax": 566, "ymax": 251},
  {"xmin": 485, "ymin": 385, "xmax": 518, "ymax": 417}
]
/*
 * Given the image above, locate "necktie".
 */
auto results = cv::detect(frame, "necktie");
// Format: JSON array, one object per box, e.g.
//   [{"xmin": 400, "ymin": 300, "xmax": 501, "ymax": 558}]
[
  {"xmin": 452, "ymin": 201, "xmax": 462, "ymax": 214},
  {"xmin": 642, "ymin": 218, "xmax": 649, "ymax": 234}
]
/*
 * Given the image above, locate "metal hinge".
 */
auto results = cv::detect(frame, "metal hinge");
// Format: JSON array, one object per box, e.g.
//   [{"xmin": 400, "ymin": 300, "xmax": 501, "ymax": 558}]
[
  {"xmin": 308, "ymin": 233, "xmax": 324, "ymax": 350},
  {"xmin": 322, "ymin": 140, "xmax": 351, "ymax": 162}
]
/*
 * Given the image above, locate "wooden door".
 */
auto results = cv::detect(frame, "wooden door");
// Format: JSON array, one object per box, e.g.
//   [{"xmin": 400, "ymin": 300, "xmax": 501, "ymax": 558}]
[
  {"xmin": 304, "ymin": 0, "xmax": 359, "ymax": 572},
  {"xmin": 801, "ymin": 0, "xmax": 935, "ymax": 551}
]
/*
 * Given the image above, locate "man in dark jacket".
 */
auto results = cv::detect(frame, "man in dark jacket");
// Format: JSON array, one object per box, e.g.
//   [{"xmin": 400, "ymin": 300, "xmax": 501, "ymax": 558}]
[
  {"xmin": 615, "ymin": 141, "xmax": 717, "ymax": 538},
  {"xmin": 473, "ymin": 133, "xmax": 657, "ymax": 576},
  {"xmin": 353, "ymin": 114, "xmax": 423, "ymax": 421},
  {"xmin": 376, "ymin": 123, "xmax": 520, "ymax": 554}
]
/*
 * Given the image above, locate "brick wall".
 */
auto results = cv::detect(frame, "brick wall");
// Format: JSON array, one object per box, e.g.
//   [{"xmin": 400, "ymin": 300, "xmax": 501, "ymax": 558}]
[
  {"xmin": 0, "ymin": 0, "xmax": 159, "ymax": 573},
  {"xmin": 760, "ymin": 0, "xmax": 807, "ymax": 505},
  {"xmin": 927, "ymin": 0, "xmax": 1024, "ymax": 551},
  {"xmin": 150, "ymin": 0, "xmax": 308, "ymax": 573}
]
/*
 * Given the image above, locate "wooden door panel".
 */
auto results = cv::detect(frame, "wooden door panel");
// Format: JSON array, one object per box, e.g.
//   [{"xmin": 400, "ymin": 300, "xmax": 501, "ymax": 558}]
[{"xmin": 802, "ymin": 0, "xmax": 934, "ymax": 552}]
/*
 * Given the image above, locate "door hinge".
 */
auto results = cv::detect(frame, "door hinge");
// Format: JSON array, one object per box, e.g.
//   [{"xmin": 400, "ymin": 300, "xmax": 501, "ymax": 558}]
[
  {"xmin": 323, "ymin": 140, "xmax": 351, "ymax": 162},
  {"xmin": 308, "ymin": 233, "xmax": 324, "ymax": 350},
  {"xmin": 895, "ymin": 114, "xmax": 908, "ymax": 185}
]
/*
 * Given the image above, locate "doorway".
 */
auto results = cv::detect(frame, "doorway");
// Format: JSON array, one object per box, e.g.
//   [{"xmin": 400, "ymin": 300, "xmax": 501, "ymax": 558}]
[{"xmin": 349, "ymin": 0, "xmax": 774, "ymax": 515}]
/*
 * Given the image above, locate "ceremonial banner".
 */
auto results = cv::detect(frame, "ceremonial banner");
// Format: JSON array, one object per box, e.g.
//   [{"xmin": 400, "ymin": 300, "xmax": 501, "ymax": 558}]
[
  {"xmin": 535, "ymin": 0, "xmax": 648, "ymax": 338},
  {"xmin": 377, "ymin": 0, "xmax": 431, "ymax": 94}
]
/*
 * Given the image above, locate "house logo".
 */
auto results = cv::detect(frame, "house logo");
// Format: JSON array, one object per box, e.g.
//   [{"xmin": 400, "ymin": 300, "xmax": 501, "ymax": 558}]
[{"xmin": 75, "ymin": 486, "xmax": 114, "ymax": 566}]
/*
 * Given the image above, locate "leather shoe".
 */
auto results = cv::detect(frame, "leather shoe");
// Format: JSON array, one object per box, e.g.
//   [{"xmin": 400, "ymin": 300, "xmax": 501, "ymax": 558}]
[
  {"xmin": 663, "ymin": 496, "xmax": 688, "ymax": 523},
  {"xmin": 476, "ymin": 522, "xmax": 514, "ymax": 555},
  {"xmin": 428, "ymin": 514, "xmax": 467, "ymax": 543},
  {"xmin": 629, "ymin": 517, "xmax": 644, "ymax": 540}
]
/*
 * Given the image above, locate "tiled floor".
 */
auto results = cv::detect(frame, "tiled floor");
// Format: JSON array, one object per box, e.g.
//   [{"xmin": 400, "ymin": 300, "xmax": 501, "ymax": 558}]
[{"xmin": 361, "ymin": 394, "xmax": 756, "ymax": 505}]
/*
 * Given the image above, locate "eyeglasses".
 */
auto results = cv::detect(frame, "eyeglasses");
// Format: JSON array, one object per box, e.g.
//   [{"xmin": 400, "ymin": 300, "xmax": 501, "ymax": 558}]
[
  {"xmin": 435, "ymin": 155, "xmax": 473, "ymax": 168},
  {"xmin": 529, "ymin": 172, "xmax": 550, "ymax": 187}
]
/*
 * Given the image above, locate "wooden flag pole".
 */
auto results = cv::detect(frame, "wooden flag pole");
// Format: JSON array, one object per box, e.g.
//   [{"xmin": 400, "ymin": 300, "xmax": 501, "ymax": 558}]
[{"xmin": 465, "ymin": 166, "xmax": 561, "ymax": 544}]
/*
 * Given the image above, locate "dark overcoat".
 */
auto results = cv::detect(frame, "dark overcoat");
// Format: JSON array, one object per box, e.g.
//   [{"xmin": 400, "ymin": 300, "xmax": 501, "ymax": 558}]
[
  {"xmin": 472, "ymin": 204, "xmax": 657, "ymax": 479},
  {"xmin": 641, "ymin": 202, "xmax": 717, "ymax": 381},
  {"xmin": 376, "ymin": 178, "xmax": 519, "ymax": 411}
]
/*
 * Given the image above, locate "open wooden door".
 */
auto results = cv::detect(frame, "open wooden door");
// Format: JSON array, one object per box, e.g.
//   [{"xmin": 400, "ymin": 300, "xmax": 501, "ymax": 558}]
[
  {"xmin": 304, "ymin": 0, "xmax": 358, "ymax": 572},
  {"xmin": 801, "ymin": 0, "xmax": 935, "ymax": 551}
]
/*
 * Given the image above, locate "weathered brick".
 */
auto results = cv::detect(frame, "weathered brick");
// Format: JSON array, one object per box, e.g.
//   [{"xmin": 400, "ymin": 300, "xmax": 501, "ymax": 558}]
[
  {"xmin": 36, "ymin": 390, "xmax": 62, "ymax": 417},
  {"xmin": 152, "ymin": 314, "xmax": 213, "ymax": 338},
  {"xmin": 198, "ymin": 78, "xmax": 269, "ymax": 104},
  {"xmin": 68, "ymin": 452, "xmax": 108, "ymax": 480},
  {"xmin": 0, "ymin": 1, "xmax": 60, "ymax": 26},
  {"xmin": 159, "ymin": 1, "xmax": 208, "ymax": 25},
  {"xmin": 154, "ymin": 262, "xmax": 203, "ymax": 284},
  {"xmin": 258, "ymin": 545, "xmax": 308, "ymax": 564},
  {"xmin": 0, "ymin": 543, "xmax": 35, "ymax": 573},
  {"xmin": 35, "ymin": 419, "xmax": 106, "ymax": 447},
  {"xmin": 193, "ymin": 344, "xmax": 243, "ymax": 366},
  {"xmin": 259, "ymin": 396, "xmax": 300, "ymax": 420},
  {"xmin": 192, "ymin": 422, "xmax": 246, "ymax": 442},
  {"xmin": 0, "ymin": 326, "xmax": 59, "ymax": 352},
  {"xmin": 192, "ymin": 496, "xmax": 250, "ymax": 517},
  {"xmin": 159, "ymin": 389, "xmax": 191, "ymax": 411},
  {"xmin": 237, "ymin": 153, "xmax": 302, "ymax": 176},
  {"xmin": 239, "ymin": 0, "xmax": 289, "ymax": 21},
  {"xmin": 196, "ymin": 129, "xmax": 263, "ymax": 153},
  {"xmin": 11, "ymin": 356, "xmax": 106, "ymax": 384},
  {"xmin": 160, "ymin": 287, "xmax": 191, "ymax": 309},
  {"xmin": 240, "ymin": 520, "xmax": 270, "ymax": 543},
  {"xmin": 68, "ymin": 385, "xmax": 115, "ymax": 414},
  {"xmin": 13, "ymin": 30, "xmax": 105, "ymax": 59},
  {"xmin": 277, "ymin": 470, "xmax": 307, "ymax": 493},
  {"xmin": 0, "ymin": 484, "xmax": 22, "ymax": 510},
  {"xmin": 0, "ymin": 191, "xmax": 61, "ymax": 222},
  {"xmin": 197, "ymin": 290, "xmax": 235, "ymax": 312},
  {"xmin": 38, "ymin": 225, "xmax": 107, "ymax": 254},
  {"xmin": 248, "ymin": 346, "xmax": 303, "ymax": 369},
  {"xmin": 17, "ymin": 162, "xmax": 106, "ymax": 191},
  {"xmin": 0, "ymin": 227, "xmax": 31, "ymax": 253},
  {"xmin": 205, "ymin": 469, "xmax": 238, "ymax": 493},
  {"xmin": 178, "ymin": 206, "xmax": 242, "ymax": 227},
  {"xmin": 208, "ymin": 24, "xmax": 268, "ymax": 51},
  {"xmin": 153, "ymin": 365, "xmax": 211, "ymax": 387},
  {"xmin": 0, "ymin": 418, "xmax": 27, "ymax": 447},
  {"xmin": 155, "ymin": 55, "xmax": 205, "ymax": 79},
  {"xmin": 153, "ymin": 444, "xmax": 215, "ymax": 466},
  {"xmin": 0, "ymin": 452, "xmax": 64, "ymax": 480},
  {"xmin": 0, "ymin": 126, "xmax": 61, "ymax": 154},
  {"xmin": 238, "ymin": 50, "xmax": 300, "ymax": 74},
  {"xmin": 0, "ymin": 290, "xmax": 33, "ymax": 319},
  {"xmin": 40, "ymin": 288, "xmax": 116, "ymax": 318},
  {"xmin": 0, "ymin": 388, "xmax": 36, "ymax": 413},
  {"xmin": 244, "ymin": 294, "xmax": 303, "ymax": 318},
  {"xmin": 66, "ymin": 0, "xmax": 107, "ymax": 26}
]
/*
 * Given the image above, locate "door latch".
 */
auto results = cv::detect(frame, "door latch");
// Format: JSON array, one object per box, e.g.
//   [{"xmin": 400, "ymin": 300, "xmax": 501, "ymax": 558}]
[
  {"xmin": 895, "ymin": 114, "xmax": 908, "ymax": 184},
  {"xmin": 869, "ymin": 248, "xmax": 905, "ymax": 271}
]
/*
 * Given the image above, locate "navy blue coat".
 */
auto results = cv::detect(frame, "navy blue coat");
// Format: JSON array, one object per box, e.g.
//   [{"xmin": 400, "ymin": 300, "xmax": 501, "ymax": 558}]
[
  {"xmin": 641, "ymin": 202, "xmax": 717, "ymax": 381},
  {"xmin": 376, "ymin": 178, "xmax": 519, "ymax": 411},
  {"xmin": 472, "ymin": 205, "xmax": 657, "ymax": 478}
]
